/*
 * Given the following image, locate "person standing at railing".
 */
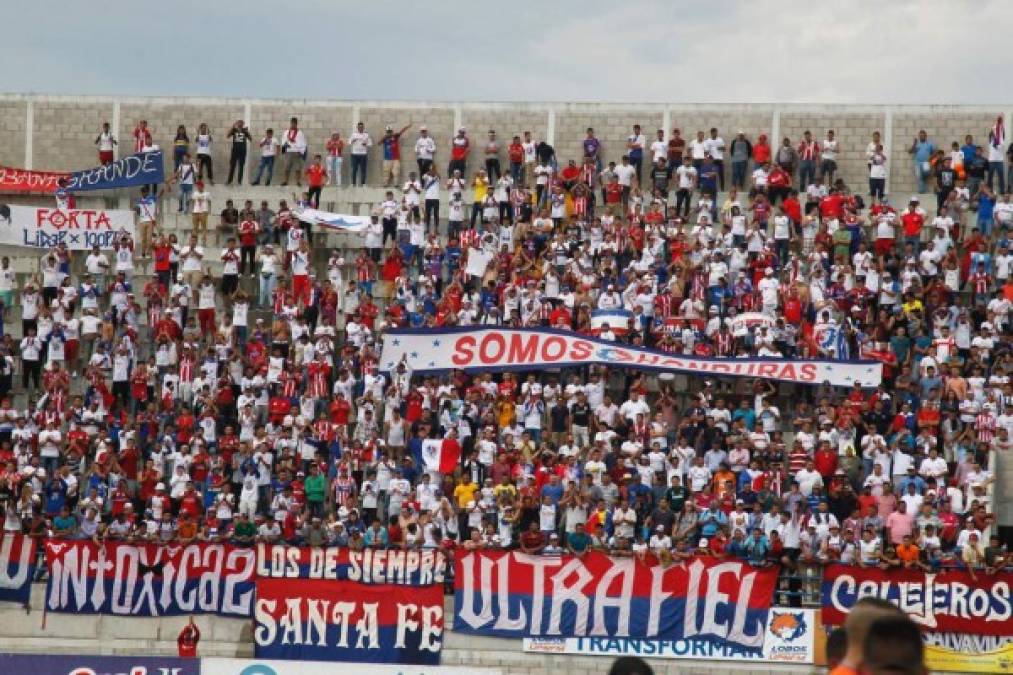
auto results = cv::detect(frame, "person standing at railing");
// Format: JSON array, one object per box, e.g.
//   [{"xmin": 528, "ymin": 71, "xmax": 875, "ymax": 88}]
[
  {"xmin": 325, "ymin": 132, "xmax": 345, "ymax": 187},
  {"xmin": 349, "ymin": 121, "xmax": 372, "ymax": 186},
  {"xmin": 251, "ymin": 129, "xmax": 279, "ymax": 186},
  {"xmin": 177, "ymin": 616, "xmax": 200, "ymax": 658},
  {"xmin": 226, "ymin": 119, "xmax": 252, "ymax": 185},
  {"xmin": 95, "ymin": 122, "xmax": 117, "ymax": 165},
  {"xmin": 280, "ymin": 117, "xmax": 307, "ymax": 187}
]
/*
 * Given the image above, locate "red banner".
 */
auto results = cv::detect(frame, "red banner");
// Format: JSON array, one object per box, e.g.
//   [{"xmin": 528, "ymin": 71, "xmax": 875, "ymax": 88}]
[
  {"xmin": 0, "ymin": 166, "xmax": 69, "ymax": 193},
  {"xmin": 822, "ymin": 564, "xmax": 1013, "ymax": 635},
  {"xmin": 254, "ymin": 577, "xmax": 444, "ymax": 664}
]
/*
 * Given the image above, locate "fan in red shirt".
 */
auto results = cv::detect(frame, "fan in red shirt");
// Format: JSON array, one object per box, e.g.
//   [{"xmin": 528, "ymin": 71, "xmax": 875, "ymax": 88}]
[
  {"xmin": 179, "ymin": 485, "xmax": 203, "ymax": 518},
  {"xmin": 819, "ymin": 191, "xmax": 845, "ymax": 219},
  {"xmin": 178, "ymin": 617, "xmax": 200, "ymax": 658},
  {"xmin": 782, "ymin": 192, "xmax": 802, "ymax": 224},
  {"xmin": 900, "ymin": 209, "xmax": 924, "ymax": 239},
  {"xmin": 813, "ymin": 443, "xmax": 839, "ymax": 479}
]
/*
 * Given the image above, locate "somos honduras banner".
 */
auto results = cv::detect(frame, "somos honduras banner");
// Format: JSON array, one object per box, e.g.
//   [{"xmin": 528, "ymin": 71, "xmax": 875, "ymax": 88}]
[
  {"xmin": 380, "ymin": 327, "xmax": 883, "ymax": 388},
  {"xmin": 0, "ymin": 204, "xmax": 136, "ymax": 249},
  {"xmin": 44, "ymin": 539, "xmax": 256, "ymax": 617},
  {"xmin": 0, "ymin": 533, "xmax": 37, "ymax": 604},
  {"xmin": 454, "ymin": 551, "xmax": 779, "ymax": 650},
  {"xmin": 822, "ymin": 564, "xmax": 1013, "ymax": 634},
  {"xmin": 255, "ymin": 544, "xmax": 446, "ymax": 664}
]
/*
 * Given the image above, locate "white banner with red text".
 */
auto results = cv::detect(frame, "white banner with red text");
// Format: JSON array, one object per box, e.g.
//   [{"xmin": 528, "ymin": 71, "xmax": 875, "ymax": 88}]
[
  {"xmin": 0, "ymin": 203, "xmax": 135, "ymax": 249},
  {"xmin": 380, "ymin": 327, "xmax": 883, "ymax": 387}
]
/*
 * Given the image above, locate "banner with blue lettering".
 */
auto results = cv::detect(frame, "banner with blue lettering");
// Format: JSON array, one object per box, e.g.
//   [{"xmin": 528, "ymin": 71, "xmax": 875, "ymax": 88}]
[
  {"xmin": 44, "ymin": 540, "xmax": 255, "ymax": 617},
  {"xmin": 0, "ymin": 533, "xmax": 36, "ymax": 604},
  {"xmin": 256, "ymin": 543, "xmax": 447, "ymax": 585},
  {"xmin": 254, "ymin": 577, "xmax": 444, "ymax": 664},
  {"xmin": 454, "ymin": 551, "xmax": 779, "ymax": 650},
  {"xmin": 0, "ymin": 204, "xmax": 136, "ymax": 250},
  {"xmin": 66, "ymin": 150, "xmax": 165, "ymax": 191}
]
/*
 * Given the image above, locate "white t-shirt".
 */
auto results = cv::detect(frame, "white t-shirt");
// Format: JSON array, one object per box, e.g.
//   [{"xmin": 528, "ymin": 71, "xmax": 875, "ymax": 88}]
[
  {"xmin": 181, "ymin": 246, "xmax": 204, "ymax": 272},
  {"xmin": 614, "ymin": 165, "xmax": 636, "ymax": 187},
  {"xmin": 415, "ymin": 137, "xmax": 436, "ymax": 160},
  {"xmin": 705, "ymin": 137, "xmax": 725, "ymax": 160},
  {"xmin": 676, "ymin": 165, "xmax": 697, "ymax": 189},
  {"xmin": 350, "ymin": 132, "xmax": 372, "ymax": 155},
  {"xmin": 650, "ymin": 140, "xmax": 667, "ymax": 162}
]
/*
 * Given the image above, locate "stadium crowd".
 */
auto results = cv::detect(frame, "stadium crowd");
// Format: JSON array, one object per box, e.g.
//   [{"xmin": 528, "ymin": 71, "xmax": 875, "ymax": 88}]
[{"xmin": 0, "ymin": 117, "xmax": 1010, "ymax": 584}]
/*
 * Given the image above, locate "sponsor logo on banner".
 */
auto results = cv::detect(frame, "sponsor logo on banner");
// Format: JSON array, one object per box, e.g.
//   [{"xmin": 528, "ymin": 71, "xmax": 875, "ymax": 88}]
[
  {"xmin": 254, "ymin": 577, "xmax": 444, "ymax": 664},
  {"xmin": 0, "ymin": 204, "xmax": 136, "ymax": 250},
  {"xmin": 44, "ymin": 540, "xmax": 256, "ymax": 617},
  {"xmin": 202, "ymin": 658, "xmax": 500, "ymax": 675},
  {"xmin": 922, "ymin": 633, "xmax": 1013, "ymax": 674},
  {"xmin": 822, "ymin": 564, "xmax": 1013, "ymax": 634},
  {"xmin": 521, "ymin": 609, "xmax": 815, "ymax": 664},
  {"xmin": 66, "ymin": 150, "xmax": 165, "ymax": 192},
  {"xmin": 0, "ymin": 533, "xmax": 36, "ymax": 604},
  {"xmin": 454, "ymin": 551, "xmax": 779, "ymax": 648},
  {"xmin": 0, "ymin": 653, "xmax": 198, "ymax": 674},
  {"xmin": 255, "ymin": 544, "xmax": 446, "ymax": 584},
  {"xmin": 762, "ymin": 611, "xmax": 813, "ymax": 663},
  {"xmin": 380, "ymin": 327, "xmax": 882, "ymax": 388}
]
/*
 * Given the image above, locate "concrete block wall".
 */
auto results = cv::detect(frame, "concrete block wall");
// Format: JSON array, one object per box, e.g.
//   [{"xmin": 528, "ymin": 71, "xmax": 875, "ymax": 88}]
[
  {"xmin": 2, "ymin": 95, "xmax": 1010, "ymax": 203},
  {"xmin": 778, "ymin": 110, "xmax": 884, "ymax": 192},
  {"xmin": 0, "ymin": 99, "xmax": 27, "ymax": 168},
  {"xmin": 120, "ymin": 100, "xmax": 245, "ymax": 184},
  {"xmin": 890, "ymin": 109, "xmax": 999, "ymax": 194},
  {"xmin": 555, "ymin": 107, "xmax": 663, "ymax": 171},
  {"xmin": 32, "ymin": 101, "xmax": 114, "ymax": 173}
]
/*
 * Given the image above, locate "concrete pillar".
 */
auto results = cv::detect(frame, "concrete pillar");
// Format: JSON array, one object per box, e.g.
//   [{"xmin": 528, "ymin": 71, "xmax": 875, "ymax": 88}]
[
  {"xmin": 243, "ymin": 100, "xmax": 252, "ymax": 127},
  {"xmin": 453, "ymin": 106, "xmax": 462, "ymax": 133},
  {"xmin": 770, "ymin": 108, "xmax": 780, "ymax": 145},
  {"xmin": 351, "ymin": 104, "xmax": 360, "ymax": 134},
  {"xmin": 24, "ymin": 98, "xmax": 33, "ymax": 169},
  {"xmin": 883, "ymin": 108, "xmax": 893, "ymax": 194},
  {"xmin": 110, "ymin": 99, "xmax": 120, "ymax": 161},
  {"xmin": 663, "ymin": 107, "xmax": 672, "ymax": 140},
  {"xmin": 546, "ymin": 108, "xmax": 556, "ymax": 146}
]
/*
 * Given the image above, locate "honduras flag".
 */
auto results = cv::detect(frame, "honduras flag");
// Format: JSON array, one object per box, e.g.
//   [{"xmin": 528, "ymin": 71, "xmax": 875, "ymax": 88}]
[{"xmin": 293, "ymin": 206, "xmax": 369, "ymax": 233}]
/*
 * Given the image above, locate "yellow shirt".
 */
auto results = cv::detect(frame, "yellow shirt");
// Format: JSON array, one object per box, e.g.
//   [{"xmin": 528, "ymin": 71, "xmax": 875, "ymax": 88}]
[
  {"xmin": 473, "ymin": 177, "xmax": 489, "ymax": 203},
  {"xmin": 497, "ymin": 401, "xmax": 515, "ymax": 428},
  {"xmin": 453, "ymin": 483, "xmax": 479, "ymax": 509}
]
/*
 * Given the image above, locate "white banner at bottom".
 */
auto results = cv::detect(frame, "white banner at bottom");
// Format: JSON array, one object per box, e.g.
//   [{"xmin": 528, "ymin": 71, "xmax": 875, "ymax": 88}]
[
  {"xmin": 0, "ymin": 204, "xmax": 136, "ymax": 249},
  {"xmin": 202, "ymin": 658, "xmax": 500, "ymax": 675},
  {"xmin": 523, "ymin": 608, "xmax": 815, "ymax": 665}
]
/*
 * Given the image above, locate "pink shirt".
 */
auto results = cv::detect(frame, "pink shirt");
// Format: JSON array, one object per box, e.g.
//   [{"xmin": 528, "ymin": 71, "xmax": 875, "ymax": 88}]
[{"xmin": 886, "ymin": 510, "xmax": 914, "ymax": 545}]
